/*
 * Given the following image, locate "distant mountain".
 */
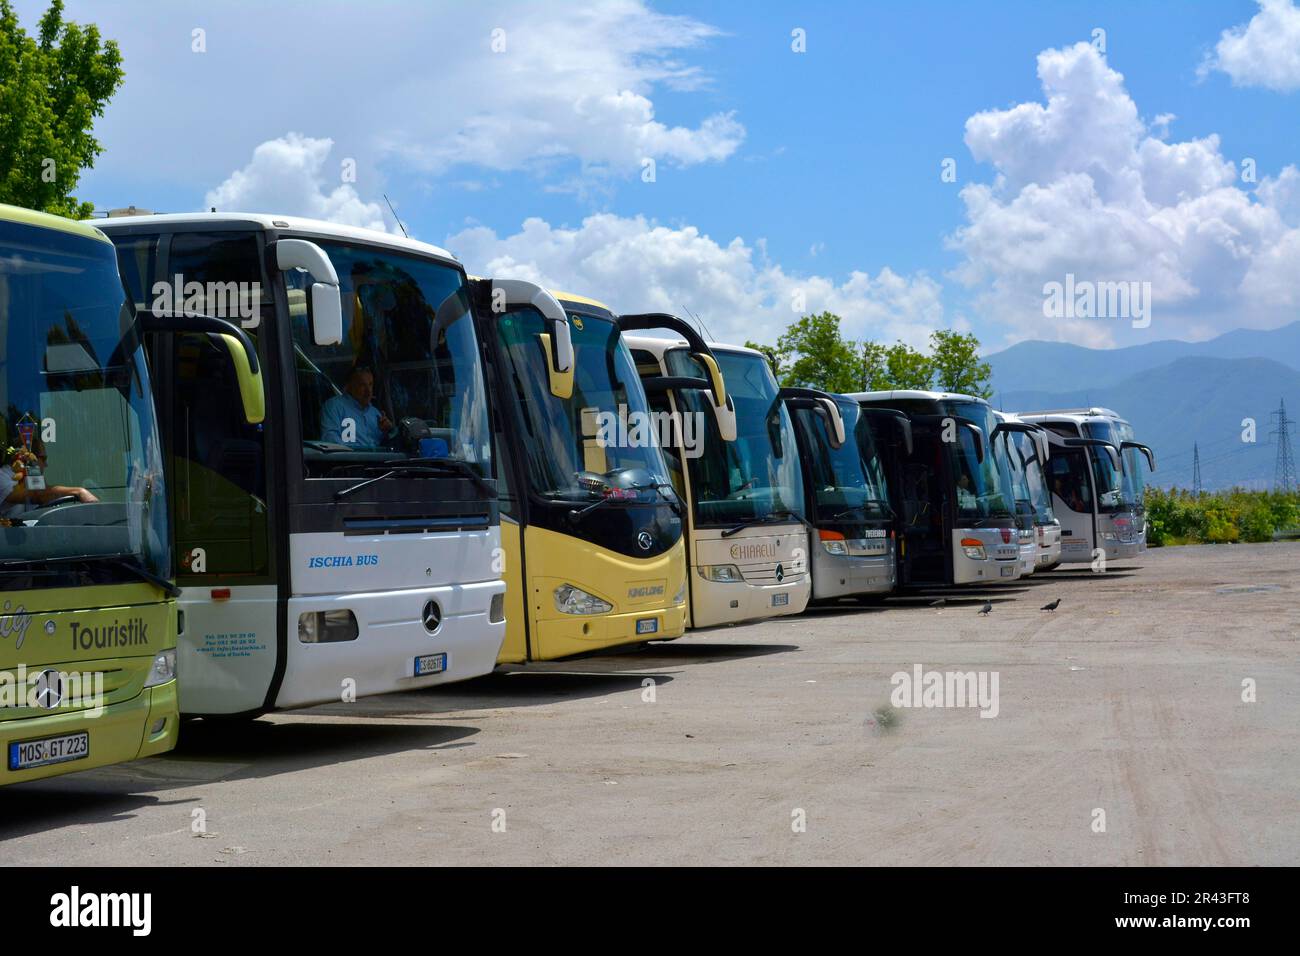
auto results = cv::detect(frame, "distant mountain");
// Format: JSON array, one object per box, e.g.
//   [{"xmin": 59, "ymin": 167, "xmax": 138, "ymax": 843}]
[
  {"xmin": 986, "ymin": 321, "xmax": 1300, "ymax": 396},
  {"xmin": 997, "ymin": 356, "xmax": 1300, "ymax": 492}
]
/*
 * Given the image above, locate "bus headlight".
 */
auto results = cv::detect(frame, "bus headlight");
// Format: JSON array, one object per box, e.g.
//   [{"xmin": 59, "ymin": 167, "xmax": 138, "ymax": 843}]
[
  {"xmin": 819, "ymin": 529, "xmax": 847, "ymax": 555},
  {"xmin": 699, "ymin": 564, "xmax": 743, "ymax": 583},
  {"xmin": 960, "ymin": 537, "xmax": 986, "ymax": 560},
  {"xmin": 144, "ymin": 648, "xmax": 177, "ymax": 687},
  {"xmin": 553, "ymin": 584, "xmax": 613, "ymax": 615}
]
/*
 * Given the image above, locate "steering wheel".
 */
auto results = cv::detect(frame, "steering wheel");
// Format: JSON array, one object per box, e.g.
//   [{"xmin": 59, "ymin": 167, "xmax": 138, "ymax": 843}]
[{"xmin": 39, "ymin": 494, "xmax": 80, "ymax": 509}]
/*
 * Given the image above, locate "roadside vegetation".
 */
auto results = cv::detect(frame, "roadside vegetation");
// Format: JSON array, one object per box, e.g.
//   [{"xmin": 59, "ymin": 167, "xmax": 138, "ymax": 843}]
[{"xmin": 1146, "ymin": 487, "xmax": 1300, "ymax": 546}]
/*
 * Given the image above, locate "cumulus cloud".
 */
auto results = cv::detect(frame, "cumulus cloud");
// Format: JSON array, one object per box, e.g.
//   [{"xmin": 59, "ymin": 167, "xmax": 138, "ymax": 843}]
[
  {"xmin": 447, "ymin": 213, "xmax": 946, "ymax": 348},
  {"xmin": 205, "ymin": 134, "xmax": 390, "ymax": 232},
  {"xmin": 80, "ymin": 0, "xmax": 742, "ymax": 193},
  {"xmin": 1201, "ymin": 0, "xmax": 1300, "ymax": 92},
  {"xmin": 949, "ymin": 42, "xmax": 1300, "ymax": 347}
]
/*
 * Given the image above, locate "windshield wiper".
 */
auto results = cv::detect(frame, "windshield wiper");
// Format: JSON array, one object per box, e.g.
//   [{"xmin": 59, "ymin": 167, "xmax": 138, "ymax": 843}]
[
  {"xmin": 568, "ymin": 481, "xmax": 681, "ymax": 518},
  {"xmin": 720, "ymin": 509, "xmax": 804, "ymax": 538},
  {"xmin": 831, "ymin": 500, "xmax": 892, "ymax": 521},
  {"xmin": 335, "ymin": 457, "xmax": 496, "ymax": 501},
  {"xmin": 0, "ymin": 553, "xmax": 180, "ymax": 597}
]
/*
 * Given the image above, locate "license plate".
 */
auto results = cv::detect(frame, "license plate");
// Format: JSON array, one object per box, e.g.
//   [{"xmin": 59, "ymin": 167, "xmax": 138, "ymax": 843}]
[
  {"xmin": 414, "ymin": 653, "xmax": 447, "ymax": 676},
  {"xmin": 8, "ymin": 732, "xmax": 89, "ymax": 771},
  {"xmin": 1000, "ymin": 565, "xmax": 1015, "ymax": 577},
  {"xmin": 635, "ymin": 618, "xmax": 658, "ymax": 635},
  {"xmin": 771, "ymin": 592, "xmax": 790, "ymax": 607}
]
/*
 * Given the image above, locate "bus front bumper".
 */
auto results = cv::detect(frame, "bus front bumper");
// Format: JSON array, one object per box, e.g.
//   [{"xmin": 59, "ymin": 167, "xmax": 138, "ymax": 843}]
[{"xmin": 2, "ymin": 680, "xmax": 178, "ymax": 786}]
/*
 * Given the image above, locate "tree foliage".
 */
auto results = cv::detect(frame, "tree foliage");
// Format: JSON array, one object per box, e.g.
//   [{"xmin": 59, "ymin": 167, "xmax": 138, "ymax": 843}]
[
  {"xmin": 0, "ymin": 0, "xmax": 124, "ymax": 219},
  {"xmin": 749, "ymin": 311, "xmax": 992, "ymax": 397}
]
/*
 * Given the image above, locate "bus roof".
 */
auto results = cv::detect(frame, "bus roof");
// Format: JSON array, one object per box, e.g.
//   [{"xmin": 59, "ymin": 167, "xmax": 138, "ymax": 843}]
[
  {"xmin": 846, "ymin": 389, "xmax": 989, "ymax": 405},
  {"xmin": 621, "ymin": 334, "xmax": 762, "ymax": 359},
  {"xmin": 92, "ymin": 211, "xmax": 460, "ymax": 266},
  {"xmin": 552, "ymin": 290, "xmax": 613, "ymax": 315},
  {"xmin": 1019, "ymin": 406, "xmax": 1124, "ymax": 420},
  {"xmin": 2, "ymin": 203, "xmax": 110, "ymax": 244}
]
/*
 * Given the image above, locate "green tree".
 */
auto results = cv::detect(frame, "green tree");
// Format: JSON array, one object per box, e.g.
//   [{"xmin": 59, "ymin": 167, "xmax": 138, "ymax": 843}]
[
  {"xmin": 883, "ymin": 341, "xmax": 933, "ymax": 389},
  {"xmin": 859, "ymin": 340, "xmax": 889, "ymax": 391},
  {"xmin": 929, "ymin": 329, "xmax": 992, "ymax": 398},
  {"xmin": 0, "ymin": 0, "xmax": 124, "ymax": 219},
  {"xmin": 768, "ymin": 311, "xmax": 864, "ymax": 393}
]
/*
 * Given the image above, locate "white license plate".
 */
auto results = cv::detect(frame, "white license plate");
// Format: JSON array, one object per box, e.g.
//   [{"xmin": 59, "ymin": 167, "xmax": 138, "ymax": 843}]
[
  {"xmin": 1000, "ymin": 565, "xmax": 1015, "ymax": 577},
  {"xmin": 414, "ymin": 653, "xmax": 447, "ymax": 676},
  {"xmin": 635, "ymin": 618, "xmax": 658, "ymax": 635},
  {"xmin": 9, "ymin": 732, "xmax": 89, "ymax": 771},
  {"xmin": 771, "ymin": 592, "xmax": 790, "ymax": 607}
]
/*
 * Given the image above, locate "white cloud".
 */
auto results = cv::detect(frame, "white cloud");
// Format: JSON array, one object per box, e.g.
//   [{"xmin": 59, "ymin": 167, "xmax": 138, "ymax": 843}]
[
  {"xmin": 204, "ymin": 134, "xmax": 390, "ymax": 232},
  {"xmin": 1201, "ymin": 0, "xmax": 1300, "ymax": 92},
  {"xmin": 63, "ymin": 0, "xmax": 742, "ymax": 197},
  {"xmin": 447, "ymin": 213, "xmax": 946, "ymax": 348},
  {"xmin": 949, "ymin": 42, "xmax": 1300, "ymax": 347}
]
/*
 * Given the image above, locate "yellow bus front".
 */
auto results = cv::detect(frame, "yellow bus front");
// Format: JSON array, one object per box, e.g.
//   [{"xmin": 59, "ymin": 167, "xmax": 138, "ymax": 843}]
[{"xmin": 0, "ymin": 204, "xmax": 180, "ymax": 784}]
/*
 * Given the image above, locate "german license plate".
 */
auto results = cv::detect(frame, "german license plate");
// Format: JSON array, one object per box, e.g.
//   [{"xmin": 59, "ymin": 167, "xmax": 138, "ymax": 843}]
[
  {"xmin": 414, "ymin": 653, "xmax": 447, "ymax": 676},
  {"xmin": 8, "ymin": 731, "xmax": 89, "ymax": 771},
  {"xmin": 1000, "ymin": 565, "xmax": 1015, "ymax": 577},
  {"xmin": 635, "ymin": 618, "xmax": 658, "ymax": 635},
  {"xmin": 771, "ymin": 592, "xmax": 790, "ymax": 607}
]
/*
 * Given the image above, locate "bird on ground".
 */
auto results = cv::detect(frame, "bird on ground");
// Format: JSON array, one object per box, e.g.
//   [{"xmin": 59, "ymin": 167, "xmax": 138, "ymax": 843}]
[
  {"xmin": 929, "ymin": 598, "xmax": 946, "ymax": 608},
  {"xmin": 979, "ymin": 602, "xmax": 992, "ymax": 615},
  {"xmin": 1041, "ymin": 598, "xmax": 1061, "ymax": 612}
]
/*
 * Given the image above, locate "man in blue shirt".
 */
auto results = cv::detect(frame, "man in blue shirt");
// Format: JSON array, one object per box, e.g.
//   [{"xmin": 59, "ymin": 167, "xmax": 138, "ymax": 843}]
[{"xmin": 320, "ymin": 365, "xmax": 394, "ymax": 447}]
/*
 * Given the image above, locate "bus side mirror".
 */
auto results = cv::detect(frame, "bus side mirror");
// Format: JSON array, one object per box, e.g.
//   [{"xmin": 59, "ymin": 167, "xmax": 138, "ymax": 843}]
[
  {"xmin": 139, "ymin": 311, "xmax": 265, "ymax": 424},
  {"xmin": 491, "ymin": 280, "xmax": 573, "ymax": 400},
  {"xmin": 816, "ymin": 398, "xmax": 846, "ymax": 449},
  {"xmin": 273, "ymin": 239, "xmax": 342, "ymax": 346},
  {"xmin": 693, "ymin": 352, "xmax": 736, "ymax": 442},
  {"xmin": 1123, "ymin": 441, "xmax": 1156, "ymax": 471},
  {"xmin": 221, "ymin": 335, "xmax": 266, "ymax": 424},
  {"xmin": 963, "ymin": 422, "xmax": 985, "ymax": 463}
]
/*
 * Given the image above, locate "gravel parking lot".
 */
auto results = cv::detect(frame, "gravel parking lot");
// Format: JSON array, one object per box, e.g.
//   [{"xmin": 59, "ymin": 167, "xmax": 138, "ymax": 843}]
[{"xmin": 3, "ymin": 543, "xmax": 1297, "ymax": 866}]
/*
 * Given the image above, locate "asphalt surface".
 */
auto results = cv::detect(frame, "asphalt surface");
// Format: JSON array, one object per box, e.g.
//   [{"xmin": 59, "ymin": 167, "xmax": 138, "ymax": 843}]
[{"xmin": 3, "ymin": 542, "xmax": 1297, "ymax": 866}]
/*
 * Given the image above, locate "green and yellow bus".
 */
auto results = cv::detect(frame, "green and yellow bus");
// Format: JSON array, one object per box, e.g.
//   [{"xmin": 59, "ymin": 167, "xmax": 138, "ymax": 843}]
[{"xmin": 0, "ymin": 205, "xmax": 186, "ymax": 782}]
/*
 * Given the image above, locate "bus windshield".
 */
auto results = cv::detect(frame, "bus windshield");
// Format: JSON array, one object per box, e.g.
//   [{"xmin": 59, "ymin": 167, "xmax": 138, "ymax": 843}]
[
  {"xmin": 667, "ymin": 348, "xmax": 804, "ymax": 526},
  {"xmin": 0, "ymin": 221, "xmax": 169, "ymax": 582},
  {"xmin": 1083, "ymin": 421, "xmax": 1128, "ymax": 512},
  {"xmin": 944, "ymin": 401, "xmax": 1013, "ymax": 521},
  {"xmin": 795, "ymin": 399, "xmax": 890, "ymax": 523},
  {"xmin": 290, "ymin": 243, "xmax": 490, "ymax": 479},
  {"xmin": 1114, "ymin": 420, "xmax": 1148, "ymax": 510},
  {"xmin": 494, "ymin": 309, "xmax": 675, "ymax": 503}
]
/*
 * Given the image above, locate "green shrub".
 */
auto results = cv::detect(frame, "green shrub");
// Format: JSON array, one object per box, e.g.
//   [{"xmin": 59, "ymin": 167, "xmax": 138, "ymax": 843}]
[{"xmin": 1143, "ymin": 487, "xmax": 1300, "ymax": 546}]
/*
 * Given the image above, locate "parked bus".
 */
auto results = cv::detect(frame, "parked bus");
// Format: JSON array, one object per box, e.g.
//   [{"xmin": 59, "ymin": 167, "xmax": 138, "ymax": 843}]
[
  {"xmin": 473, "ymin": 285, "xmax": 688, "ymax": 662},
  {"xmin": 1088, "ymin": 408, "xmax": 1156, "ymax": 553},
  {"xmin": 98, "ymin": 213, "xmax": 520, "ymax": 716},
  {"xmin": 622, "ymin": 325, "xmax": 810, "ymax": 627},
  {"xmin": 993, "ymin": 411, "xmax": 1060, "ymax": 575},
  {"xmin": 2, "ymin": 205, "xmax": 202, "ymax": 782},
  {"xmin": 1018, "ymin": 409, "xmax": 1135, "ymax": 565},
  {"xmin": 783, "ymin": 388, "xmax": 896, "ymax": 601},
  {"xmin": 849, "ymin": 390, "xmax": 1022, "ymax": 587}
]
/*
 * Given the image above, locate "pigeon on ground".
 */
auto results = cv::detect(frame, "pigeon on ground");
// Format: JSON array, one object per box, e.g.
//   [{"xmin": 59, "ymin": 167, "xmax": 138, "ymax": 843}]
[
  {"xmin": 929, "ymin": 598, "xmax": 946, "ymax": 608},
  {"xmin": 978, "ymin": 601, "xmax": 992, "ymax": 615},
  {"xmin": 1041, "ymin": 598, "xmax": 1061, "ymax": 612}
]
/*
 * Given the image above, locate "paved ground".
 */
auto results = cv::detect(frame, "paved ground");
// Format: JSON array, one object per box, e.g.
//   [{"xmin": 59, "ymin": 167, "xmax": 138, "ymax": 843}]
[{"xmin": 3, "ymin": 543, "xmax": 1297, "ymax": 866}]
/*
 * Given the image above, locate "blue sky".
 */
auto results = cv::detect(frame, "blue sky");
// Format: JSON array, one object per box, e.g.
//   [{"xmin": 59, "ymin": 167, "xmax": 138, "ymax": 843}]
[{"xmin": 18, "ymin": 0, "xmax": 1300, "ymax": 352}]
